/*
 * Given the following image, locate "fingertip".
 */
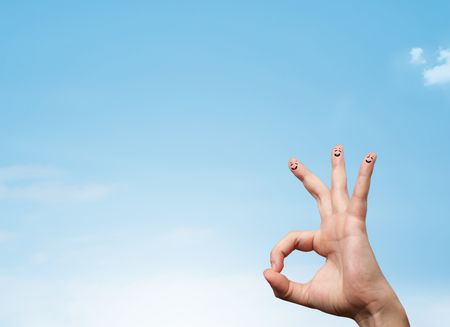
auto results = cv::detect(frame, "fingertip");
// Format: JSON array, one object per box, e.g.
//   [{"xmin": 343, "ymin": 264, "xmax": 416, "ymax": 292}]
[
  {"xmin": 263, "ymin": 268, "xmax": 278, "ymax": 287},
  {"xmin": 263, "ymin": 269, "xmax": 290, "ymax": 298},
  {"xmin": 270, "ymin": 261, "xmax": 276, "ymax": 271},
  {"xmin": 363, "ymin": 152, "xmax": 377, "ymax": 166},
  {"xmin": 273, "ymin": 262, "xmax": 283, "ymax": 273},
  {"xmin": 263, "ymin": 268, "xmax": 273, "ymax": 280},
  {"xmin": 288, "ymin": 157, "xmax": 300, "ymax": 172},
  {"xmin": 263, "ymin": 268, "xmax": 278, "ymax": 284},
  {"xmin": 332, "ymin": 144, "xmax": 344, "ymax": 159},
  {"xmin": 270, "ymin": 250, "xmax": 284, "ymax": 273}
]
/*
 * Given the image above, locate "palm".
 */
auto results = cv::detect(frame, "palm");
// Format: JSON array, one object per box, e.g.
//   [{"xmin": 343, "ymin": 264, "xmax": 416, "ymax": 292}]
[
  {"xmin": 307, "ymin": 218, "xmax": 382, "ymax": 317},
  {"xmin": 264, "ymin": 146, "xmax": 391, "ymax": 319}
]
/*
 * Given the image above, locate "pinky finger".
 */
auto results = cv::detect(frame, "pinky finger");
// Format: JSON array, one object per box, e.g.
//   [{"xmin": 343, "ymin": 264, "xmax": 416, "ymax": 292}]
[{"xmin": 349, "ymin": 152, "xmax": 377, "ymax": 218}]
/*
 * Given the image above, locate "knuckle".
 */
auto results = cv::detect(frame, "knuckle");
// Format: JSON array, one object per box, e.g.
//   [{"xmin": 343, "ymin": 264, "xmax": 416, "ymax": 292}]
[
  {"xmin": 269, "ymin": 249, "xmax": 276, "ymax": 258},
  {"xmin": 286, "ymin": 231, "xmax": 295, "ymax": 238},
  {"xmin": 283, "ymin": 282, "xmax": 294, "ymax": 300}
]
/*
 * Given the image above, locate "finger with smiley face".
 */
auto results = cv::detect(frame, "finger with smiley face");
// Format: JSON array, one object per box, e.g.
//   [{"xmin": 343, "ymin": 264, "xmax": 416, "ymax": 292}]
[
  {"xmin": 364, "ymin": 153, "xmax": 376, "ymax": 164},
  {"xmin": 289, "ymin": 159, "xmax": 300, "ymax": 171},
  {"xmin": 288, "ymin": 157, "xmax": 301, "ymax": 175},
  {"xmin": 288, "ymin": 157, "xmax": 332, "ymax": 218},
  {"xmin": 332, "ymin": 144, "xmax": 343, "ymax": 158},
  {"xmin": 349, "ymin": 152, "xmax": 377, "ymax": 218},
  {"xmin": 331, "ymin": 144, "xmax": 349, "ymax": 212}
]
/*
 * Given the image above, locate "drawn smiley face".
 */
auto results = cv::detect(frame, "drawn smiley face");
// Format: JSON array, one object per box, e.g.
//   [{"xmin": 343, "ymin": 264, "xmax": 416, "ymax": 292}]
[
  {"xmin": 333, "ymin": 146, "xmax": 343, "ymax": 157},
  {"xmin": 365, "ymin": 154, "xmax": 375, "ymax": 164},
  {"xmin": 289, "ymin": 160, "xmax": 299, "ymax": 171}
]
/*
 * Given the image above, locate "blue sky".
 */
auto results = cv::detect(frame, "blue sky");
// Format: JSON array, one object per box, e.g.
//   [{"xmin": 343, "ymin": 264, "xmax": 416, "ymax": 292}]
[{"xmin": 1, "ymin": 1, "xmax": 450, "ymax": 326}]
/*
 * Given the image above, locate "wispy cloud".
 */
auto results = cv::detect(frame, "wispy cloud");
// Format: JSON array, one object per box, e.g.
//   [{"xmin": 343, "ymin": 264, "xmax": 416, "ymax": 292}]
[
  {"xmin": 423, "ymin": 49, "xmax": 450, "ymax": 85},
  {"xmin": 0, "ymin": 230, "xmax": 14, "ymax": 243},
  {"xmin": 0, "ymin": 165, "xmax": 111, "ymax": 203},
  {"xmin": 410, "ymin": 47, "xmax": 426, "ymax": 65},
  {"xmin": 30, "ymin": 252, "xmax": 50, "ymax": 265},
  {"xmin": 0, "ymin": 271, "xmax": 447, "ymax": 327},
  {"xmin": 158, "ymin": 226, "xmax": 215, "ymax": 244},
  {"xmin": 0, "ymin": 165, "xmax": 63, "ymax": 182},
  {"xmin": 0, "ymin": 271, "xmax": 352, "ymax": 327}
]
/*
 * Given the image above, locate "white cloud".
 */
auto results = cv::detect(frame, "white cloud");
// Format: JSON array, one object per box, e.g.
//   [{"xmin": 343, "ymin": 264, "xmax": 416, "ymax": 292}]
[
  {"xmin": 423, "ymin": 48, "xmax": 450, "ymax": 85},
  {"xmin": 0, "ymin": 182, "xmax": 111, "ymax": 203},
  {"xmin": 410, "ymin": 47, "xmax": 426, "ymax": 64},
  {"xmin": 0, "ymin": 165, "xmax": 111, "ymax": 203},
  {"xmin": 0, "ymin": 218, "xmax": 443, "ymax": 326},
  {"xmin": 0, "ymin": 271, "xmax": 447, "ymax": 327},
  {"xmin": 0, "ymin": 271, "xmax": 352, "ymax": 327}
]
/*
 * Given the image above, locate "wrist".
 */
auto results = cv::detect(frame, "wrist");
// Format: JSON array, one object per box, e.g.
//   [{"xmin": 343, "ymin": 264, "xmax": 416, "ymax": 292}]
[{"xmin": 354, "ymin": 292, "xmax": 409, "ymax": 327}]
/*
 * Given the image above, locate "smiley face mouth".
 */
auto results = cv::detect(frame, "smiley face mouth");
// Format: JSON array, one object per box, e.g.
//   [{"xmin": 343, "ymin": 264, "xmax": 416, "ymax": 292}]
[
  {"xmin": 365, "ymin": 155, "xmax": 375, "ymax": 163},
  {"xmin": 334, "ymin": 152, "xmax": 341, "ymax": 157},
  {"xmin": 290, "ymin": 163, "xmax": 298, "ymax": 170}
]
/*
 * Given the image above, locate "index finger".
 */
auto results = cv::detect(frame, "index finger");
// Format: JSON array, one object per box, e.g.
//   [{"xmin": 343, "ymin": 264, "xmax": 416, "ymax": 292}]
[
  {"xmin": 270, "ymin": 230, "xmax": 316, "ymax": 272},
  {"xmin": 289, "ymin": 157, "xmax": 332, "ymax": 218}
]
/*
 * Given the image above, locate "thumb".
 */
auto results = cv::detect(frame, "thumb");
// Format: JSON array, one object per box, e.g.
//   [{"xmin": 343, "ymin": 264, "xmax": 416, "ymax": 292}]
[{"xmin": 263, "ymin": 268, "xmax": 310, "ymax": 307}]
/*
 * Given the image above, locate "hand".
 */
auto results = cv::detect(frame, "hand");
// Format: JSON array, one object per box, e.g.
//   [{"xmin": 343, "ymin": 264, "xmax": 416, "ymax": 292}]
[{"xmin": 263, "ymin": 145, "xmax": 409, "ymax": 326}]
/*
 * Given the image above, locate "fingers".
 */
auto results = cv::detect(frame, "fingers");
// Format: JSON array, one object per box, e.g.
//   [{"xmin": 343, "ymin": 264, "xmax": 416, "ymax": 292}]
[
  {"xmin": 263, "ymin": 268, "xmax": 311, "ymax": 307},
  {"xmin": 270, "ymin": 230, "xmax": 316, "ymax": 272},
  {"xmin": 331, "ymin": 144, "xmax": 349, "ymax": 212},
  {"xmin": 349, "ymin": 152, "xmax": 377, "ymax": 218},
  {"xmin": 265, "ymin": 231, "xmax": 314, "ymax": 306},
  {"xmin": 288, "ymin": 158, "xmax": 332, "ymax": 217}
]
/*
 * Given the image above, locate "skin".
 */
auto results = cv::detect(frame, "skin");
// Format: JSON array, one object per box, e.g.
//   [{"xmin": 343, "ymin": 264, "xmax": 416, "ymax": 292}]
[{"xmin": 263, "ymin": 145, "xmax": 409, "ymax": 326}]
